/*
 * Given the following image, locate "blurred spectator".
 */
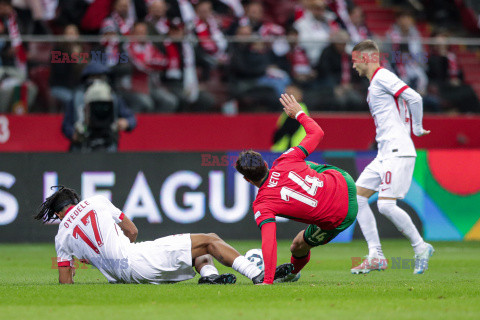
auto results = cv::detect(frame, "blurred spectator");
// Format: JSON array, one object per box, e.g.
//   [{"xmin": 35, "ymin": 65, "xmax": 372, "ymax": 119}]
[
  {"xmin": 347, "ymin": 6, "xmax": 372, "ymax": 44},
  {"xmin": 145, "ymin": 0, "xmax": 169, "ymax": 38},
  {"xmin": 56, "ymin": 0, "xmax": 90, "ymax": 30},
  {"xmin": 294, "ymin": 0, "xmax": 338, "ymax": 66},
  {"xmin": 385, "ymin": 9, "xmax": 428, "ymax": 95},
  {"xmin": 227, "ymin": 24, "xmax": 277, "ymax": 111},
  {"xmin": 163, "ymin": 20, "xmax": 215, "ymax": 112},
  {"xmin": 424, "ymin": 0, "xmax": 461, "ymax": 29},
  {"xmin": 426, "ymin": 34, "xmax": 480, "ymax": 113},
  {"xmin": 0, "ymin": 0, "xmax": 37, "ymax": 114},
  {"xmin": 455, "ymin": 0, "xmax": 480, "ymax": 34},
  {"xmin": 193, "ymin": 0, "xmax": 227, "ymax": 81},
  {"xmin": 62, "ymin": 63, "xmax": 136, "ymax": 152},
  {"xmin": 285, "ymin": 27, "xmax": 316, "ymax": 87},
  {"xmin": 314, "ymin": 29, "xmax": 366, "ymax": 111},
  {"xmin": 212, "ymin": 0, "xmax": 244, "ymax": 20},
  {"xmin": 271, "ymin": 85, "xmax": 308, "ymax": 152},
  {"xmin": 229, "ymin": 1, "xmax": 291, "ymax": 97},
  {"xmin": 325, "ymin": 0, "xmax": 362, "ymax": 41},
  {"xmin": 125, "ymin": 21, "xmax": 178, "ymax": 112},
  {"xmin": 94, "ymin": 23, "xmax": 132, "ymax": 93},
  {"xmin": 101, "ymin": 0, "xmax": 135, "ymax": 36},
  {"xmin": 49, "ymin": 24, "xmax": 85, "ymax": 110},
  {"xmin": 80, "ymin": 0, "xmax": 143, "ymax": 33},
  {"xmin": 13, "ymin": 0, "xmax": 55, "ymax": 34},
  {"xmin": 229, "ymin": 1, "xmax": 289, "ymax": 57}
]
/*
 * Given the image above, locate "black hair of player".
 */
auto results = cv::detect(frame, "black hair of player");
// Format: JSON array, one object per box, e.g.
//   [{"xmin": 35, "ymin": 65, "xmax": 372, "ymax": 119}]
[
  {"xmin": 35, "ymin": 186, "xmax": 81, "ymax": 223},
  {"xmin": 234, "ymin": 150, "xmax": 268, "ymax": 182}
]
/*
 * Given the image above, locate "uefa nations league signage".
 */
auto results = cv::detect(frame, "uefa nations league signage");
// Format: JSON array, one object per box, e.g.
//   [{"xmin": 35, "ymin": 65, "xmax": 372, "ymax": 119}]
[{"xmin": 0, "ymin": 152, "xmax": 425, "ymax": 242}]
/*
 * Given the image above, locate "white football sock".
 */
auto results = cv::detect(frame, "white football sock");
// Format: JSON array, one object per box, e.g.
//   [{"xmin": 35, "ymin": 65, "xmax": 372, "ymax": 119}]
[
  {"xmin": 377, "ymin": 199, "xmax": 427, "ymax": 255},
  {"xmin": 356, "ymin": 195, "xmax": 384, "ymax": 258},
  {"xmin": 199, "ymin": 264, "xmax": 219, "ymax": 277},
  {"xmin": 232, "ymin": 256, "xmax": 262, "ymax": 279}
]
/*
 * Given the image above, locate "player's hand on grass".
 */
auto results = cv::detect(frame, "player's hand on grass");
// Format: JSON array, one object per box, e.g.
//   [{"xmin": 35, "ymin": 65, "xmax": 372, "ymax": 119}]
[{"xmin": 279, "ymin": 94, "xmax": 302, "ymax": 119}]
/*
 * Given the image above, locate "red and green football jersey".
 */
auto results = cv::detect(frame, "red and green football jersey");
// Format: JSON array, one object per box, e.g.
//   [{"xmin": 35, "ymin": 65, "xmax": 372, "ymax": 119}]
[
  {"xmin": 253, "ymin": 149, "xmax": 349, "ymax": 230},
  {"xmin": 251, "ymin": 112, "xmax": 350, "ymax": 284}
]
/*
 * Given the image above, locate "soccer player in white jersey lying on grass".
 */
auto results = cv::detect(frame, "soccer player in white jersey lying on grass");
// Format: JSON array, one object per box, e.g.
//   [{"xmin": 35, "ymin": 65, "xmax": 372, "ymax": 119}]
[{"xmin": 35, "ymin": 186, "xmax": 293, "ymax": 285}]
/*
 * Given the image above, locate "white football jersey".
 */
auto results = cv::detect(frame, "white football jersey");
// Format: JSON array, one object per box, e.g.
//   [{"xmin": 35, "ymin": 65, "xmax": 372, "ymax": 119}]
[
  {"xmin": 55, "ymin": 195, "xmax": 132, "ymax": 283},
  {"xmin": 367, "ymin": 67, "xmax": 416, "ymax": 160}
]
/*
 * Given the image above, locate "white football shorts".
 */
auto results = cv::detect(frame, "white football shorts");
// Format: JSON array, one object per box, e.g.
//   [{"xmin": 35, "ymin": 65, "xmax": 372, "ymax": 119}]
[
  {"xmin": 356, "ymin": 156, "xmax": 416, "ymax": 199},
  {"xmin": 127, "ymin": 233, "xmax": 196, "ymax": 284}
]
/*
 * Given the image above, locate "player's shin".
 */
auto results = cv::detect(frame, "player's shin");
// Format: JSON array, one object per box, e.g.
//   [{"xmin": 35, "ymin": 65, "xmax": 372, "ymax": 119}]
[
  {"xmin": 291, "ymin": 251, "xmax": 310, "ymax": 274},
  {"xmin": 377, "ymin": 200, "xmax": 426, "ymax": 254},
  {"xmin": 232, "ymin": 255, "xmax": 262, "ymax": 279},
  {"xmin": 357, "ymin": 195, "xmax": 384, "ymax": 258},
  {"xmin": 194, "ymin": 255, "xmax": 220, "ymax": 277}
]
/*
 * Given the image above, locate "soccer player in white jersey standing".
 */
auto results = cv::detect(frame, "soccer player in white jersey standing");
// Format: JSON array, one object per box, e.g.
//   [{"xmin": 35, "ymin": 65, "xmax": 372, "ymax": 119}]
[
  {"xmin": 349, "ymin": 40, "xmax": 434, "ymax": 274},
  {"xmin": 35, "ymin": 186, "xmax": 293, "ymax": 284}
]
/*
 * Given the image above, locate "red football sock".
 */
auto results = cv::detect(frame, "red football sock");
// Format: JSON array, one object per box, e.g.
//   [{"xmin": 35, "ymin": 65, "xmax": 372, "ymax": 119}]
[{"xmin": 290, "ymin": 251, "xmax": 311, "ymax": 274}]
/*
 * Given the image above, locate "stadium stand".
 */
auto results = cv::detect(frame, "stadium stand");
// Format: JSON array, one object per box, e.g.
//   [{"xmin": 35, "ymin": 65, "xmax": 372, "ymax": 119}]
[{"xmin": 0, "ymin": 0, "xmax": 478, "ymax": 114}]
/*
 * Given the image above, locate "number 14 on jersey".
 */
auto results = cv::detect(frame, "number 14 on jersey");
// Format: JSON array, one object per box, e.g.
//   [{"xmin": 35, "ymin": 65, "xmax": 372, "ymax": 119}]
[{"xmin": 280, "ymin": 171, "xmax": 323, "ymax": 207}]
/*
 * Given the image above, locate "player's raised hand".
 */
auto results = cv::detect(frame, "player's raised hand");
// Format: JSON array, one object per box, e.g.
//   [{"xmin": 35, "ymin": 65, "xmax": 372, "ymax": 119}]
[{"xmin": 279, "ymin": 94, "xmax": 302, "ymax": 119}]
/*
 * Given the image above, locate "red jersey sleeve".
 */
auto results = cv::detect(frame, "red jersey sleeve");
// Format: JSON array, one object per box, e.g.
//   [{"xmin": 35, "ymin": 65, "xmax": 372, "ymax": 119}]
[
  {"xmin": 261, "ymin": 222, "xmax": 277, "ymax": 284},
  {"xmin": 253, "ymin": 205, "xmax": 277, "ymax": 284},
  {"xmin": 254, "ymin": 206, "xmax": 276, "ymax": 228},
  {"xmin": 297, "ymin": 112, "xmax": 324, "ymax": 156},
  {"xmin": 274, "ymin": 112, "xmax": 324, "ymax": 165}
]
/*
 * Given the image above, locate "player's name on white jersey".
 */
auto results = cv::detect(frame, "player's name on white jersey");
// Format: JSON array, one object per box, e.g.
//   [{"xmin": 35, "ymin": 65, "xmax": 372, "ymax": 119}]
[{"xmin": 62, "ymin": 200, "xmax": 90, "ymax": 229}]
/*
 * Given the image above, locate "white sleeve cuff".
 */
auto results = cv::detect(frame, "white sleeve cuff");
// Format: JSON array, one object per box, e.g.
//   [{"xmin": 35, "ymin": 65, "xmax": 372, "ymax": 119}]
[{"xmin": 295, "ymin": 110, "xmax": 305, "ymax": 119}]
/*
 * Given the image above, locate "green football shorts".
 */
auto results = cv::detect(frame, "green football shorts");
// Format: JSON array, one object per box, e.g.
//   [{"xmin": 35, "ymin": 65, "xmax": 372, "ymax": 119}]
[{"xmin": 302, "ymin": 162, "xmax": 358, "ymax": 246}]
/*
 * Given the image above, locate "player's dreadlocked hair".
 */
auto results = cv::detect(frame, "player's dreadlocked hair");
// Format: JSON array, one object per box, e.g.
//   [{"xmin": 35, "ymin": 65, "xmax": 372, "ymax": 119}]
[
  {"xmin": 35, "ymin": 186, "xmax": 81, "ymax": 223},
  {"xmin": 235, "ymin": 150, "xmax": 268, "ymax": 182}
]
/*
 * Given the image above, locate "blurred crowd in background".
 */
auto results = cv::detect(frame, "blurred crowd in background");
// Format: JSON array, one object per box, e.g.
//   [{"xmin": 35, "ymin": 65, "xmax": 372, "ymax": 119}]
[{"xmin": 0, "ymin": 0, "xmax": 479, "ymax": 117}]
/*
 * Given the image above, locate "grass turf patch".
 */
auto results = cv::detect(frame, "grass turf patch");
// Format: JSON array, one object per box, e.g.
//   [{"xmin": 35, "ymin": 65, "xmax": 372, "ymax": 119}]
[{"xmin": 0, "ymin": 240, "xmax": 479, "ymax": 320}]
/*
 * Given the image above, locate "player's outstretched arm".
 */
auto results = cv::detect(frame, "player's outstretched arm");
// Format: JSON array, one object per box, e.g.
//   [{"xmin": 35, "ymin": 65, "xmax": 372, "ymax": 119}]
[
  {"xmin": 279, "ymin": 94, "xmax": 324, "ymax": 155},
  {"xmin": 400, "ymin": 88, "xmax": 431, "ymax": 136},
  {"xmin": 260, "ymin": 222, "xmax": 278, "ymax": 284}
]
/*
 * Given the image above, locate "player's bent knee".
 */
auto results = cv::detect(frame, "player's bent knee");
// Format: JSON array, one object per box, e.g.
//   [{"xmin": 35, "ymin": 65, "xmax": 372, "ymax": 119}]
[
  {"xmin": 195, "ymin": 254, "xmax": 213, "ymax": 266},
  {"xmin": 290, "ymin": 237, "xmax": 309, "ymax": 254},
  {"xmin": 206, "ymin": 233, "xmax": 222, "ymax": 243},
  {"xmin": 290, "ymin": 243, "xmax": 297, "ymax": 253},
  {"xmin": 377, "ymin": 200, "xmax": 396, "ymax": 216}
]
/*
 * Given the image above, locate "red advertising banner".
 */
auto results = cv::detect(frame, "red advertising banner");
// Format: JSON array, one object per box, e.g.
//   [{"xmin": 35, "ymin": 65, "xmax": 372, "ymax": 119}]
[{"xmin": 0, "ymin": 113, "xmax": 479, "ymax": 152}]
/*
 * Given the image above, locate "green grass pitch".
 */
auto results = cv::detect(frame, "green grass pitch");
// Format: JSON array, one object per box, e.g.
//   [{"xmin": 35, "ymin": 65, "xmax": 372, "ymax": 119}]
[{"xmin": 1, "ymin": 240, "xmax": 479, "ymax": 320}]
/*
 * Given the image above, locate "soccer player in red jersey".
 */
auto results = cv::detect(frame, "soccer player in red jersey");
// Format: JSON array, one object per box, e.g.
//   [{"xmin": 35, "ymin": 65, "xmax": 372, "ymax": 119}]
[{"xmin": 235, "ymin": 94, "xmax": 358, "ymax": 284}]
